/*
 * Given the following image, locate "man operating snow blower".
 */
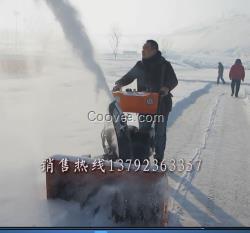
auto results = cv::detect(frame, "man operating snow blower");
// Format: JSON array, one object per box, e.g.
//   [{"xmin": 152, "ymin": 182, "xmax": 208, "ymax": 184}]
[
  {"xmin": 113, "ymin": 40, "xmax": 178, "ymax": 164},
  {"xmin": 45, "ymin": 39, "xmax": 175, "ymax": 226}
]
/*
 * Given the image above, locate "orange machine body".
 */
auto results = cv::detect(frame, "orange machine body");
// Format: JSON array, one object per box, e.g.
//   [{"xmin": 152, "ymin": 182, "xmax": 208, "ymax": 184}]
[{"xmin": 113, "ymin": 91, "xmax": 159, "ymax": 114}]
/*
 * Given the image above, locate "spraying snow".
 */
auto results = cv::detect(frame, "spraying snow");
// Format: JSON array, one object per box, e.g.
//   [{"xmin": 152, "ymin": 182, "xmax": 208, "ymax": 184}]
[
  {"xmin": 45, "ymin": 0, "xmax": 112, "ymax": 99},
  {"xmin": 0, "ymin": 0, "xmax": 113, "ymax": 226}
]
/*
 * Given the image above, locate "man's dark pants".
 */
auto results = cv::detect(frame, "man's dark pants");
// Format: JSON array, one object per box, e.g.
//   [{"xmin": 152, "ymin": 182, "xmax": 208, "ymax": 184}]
[
  {"xmin": 231, "ymin": 80, "xmax": 241, "ymax": 97},
  {"xmin": 217, "ymin": 74, "xmax": 225, "ymax": 84},
  {"xmin": 138, "ymin": 114, "xmax": 169, "ymax": 162}
]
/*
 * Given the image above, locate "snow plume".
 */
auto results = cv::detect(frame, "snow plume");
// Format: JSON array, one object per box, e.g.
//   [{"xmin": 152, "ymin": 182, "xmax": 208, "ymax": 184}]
[{"xmin": 45, "ymin": 0, "xmax": 112, "ymax": 99}]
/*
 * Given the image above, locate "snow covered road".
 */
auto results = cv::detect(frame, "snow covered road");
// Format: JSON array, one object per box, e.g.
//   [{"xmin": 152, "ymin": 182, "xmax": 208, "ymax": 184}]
[
  {"xmin": 0, "ymin": 54, "xmax": 249, "ymax": 227},
  {"xmin": 167, "ymin": 81, "xmax": 250, "ymax": 226}
]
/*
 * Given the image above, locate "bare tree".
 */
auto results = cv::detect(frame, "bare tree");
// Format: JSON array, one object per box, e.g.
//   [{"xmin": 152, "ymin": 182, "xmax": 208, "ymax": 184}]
[
  {"xmin": 160, "ymin": 37, "xmax": 173, "ymax": 56},
  {"xmin": 110, "ymin": 26, "xmax": 121, "ymax": 60}
]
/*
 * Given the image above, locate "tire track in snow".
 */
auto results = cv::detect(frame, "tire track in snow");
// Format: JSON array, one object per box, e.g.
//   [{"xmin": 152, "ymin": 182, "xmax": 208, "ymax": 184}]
[
  {"xmin": 243, "ymin": 85, "xmax": 250, "ymax": 126},
  {"xmin": 175, "ymin": 91, "xmax": 225, "ymax": 194},
  {"xmin": 169, "ymin": 90, "xmax": 226, "ymax": 223},
  {"xmin": 243, "ymin": 85, "xmax": 250, "ymax": 102}
]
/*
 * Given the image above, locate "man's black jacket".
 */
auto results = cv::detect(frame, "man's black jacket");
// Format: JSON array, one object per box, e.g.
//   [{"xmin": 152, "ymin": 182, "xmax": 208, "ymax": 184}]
[{"xmin": 115, "ymin": 51, "xmax": 178, "ymax": 115}]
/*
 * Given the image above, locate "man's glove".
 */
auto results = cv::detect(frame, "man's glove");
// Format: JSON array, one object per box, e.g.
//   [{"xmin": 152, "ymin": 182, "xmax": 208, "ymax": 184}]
[{"xmin": 113, "ymin": 84, "xmax": 122, "ymax": 92}]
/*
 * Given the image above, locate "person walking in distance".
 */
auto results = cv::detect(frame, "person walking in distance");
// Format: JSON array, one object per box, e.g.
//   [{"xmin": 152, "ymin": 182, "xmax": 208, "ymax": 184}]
[
  {"xmin": 217, "ymin": 62, "xmax": 226, "ymax": 84},
  {"xmin": 229, "ymin": 59, "xmax": 245, "ymax": 97}
]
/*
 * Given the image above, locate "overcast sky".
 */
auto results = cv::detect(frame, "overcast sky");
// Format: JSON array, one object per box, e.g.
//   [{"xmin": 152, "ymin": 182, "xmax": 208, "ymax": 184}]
[
  {"xmin": 0, "ymin": 0, "xmax": 250, "ymax": 51},
  {"xmin": 73, "ymin": 0, "xmax": 250, "ymax": 35},
  {"xmin": 1, "ymin": 0, "xmax": 250, "ymax": 33}
]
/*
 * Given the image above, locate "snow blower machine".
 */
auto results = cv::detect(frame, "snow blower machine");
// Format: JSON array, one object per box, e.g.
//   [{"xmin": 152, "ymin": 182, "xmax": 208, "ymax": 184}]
[{"xmin": 45, "ymin": 89, "xmax": 169, "ymax": 226}]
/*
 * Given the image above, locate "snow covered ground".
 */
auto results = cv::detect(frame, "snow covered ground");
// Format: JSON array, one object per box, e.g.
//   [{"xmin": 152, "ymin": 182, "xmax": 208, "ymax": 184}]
[
  {"xmin": 0, "ymin": 52, "xmax": 249, "ymax": 226},
  {"xmin": 167, "ymin": 71, "xmax": 250, "ymax": 226}
]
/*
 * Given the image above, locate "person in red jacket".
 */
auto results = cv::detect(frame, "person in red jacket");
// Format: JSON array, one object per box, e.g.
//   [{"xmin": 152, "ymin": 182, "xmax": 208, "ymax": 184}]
[{"xmin": 229, "ymin": 59, "xmax": 245, "ymax": 97}]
